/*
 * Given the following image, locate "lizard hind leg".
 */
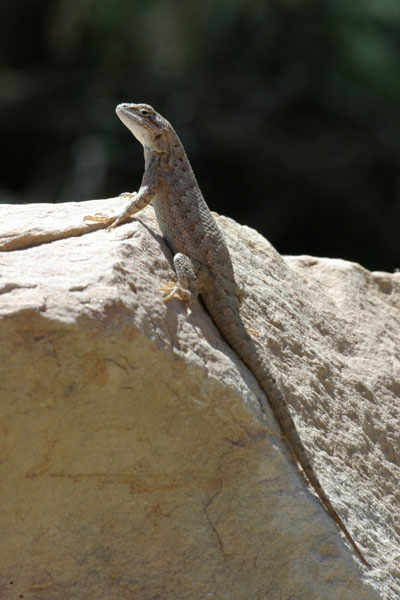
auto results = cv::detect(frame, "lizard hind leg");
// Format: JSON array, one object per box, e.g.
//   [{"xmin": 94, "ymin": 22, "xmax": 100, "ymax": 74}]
[{"xmin": 161, "ymin": 252, "xmax": 199, "ymax": 306}]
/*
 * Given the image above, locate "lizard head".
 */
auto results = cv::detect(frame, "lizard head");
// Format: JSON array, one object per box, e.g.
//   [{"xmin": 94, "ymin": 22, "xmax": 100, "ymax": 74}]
[{"xmin": 116, "ymin": 103, "xmax": 169, "ymax": 151}]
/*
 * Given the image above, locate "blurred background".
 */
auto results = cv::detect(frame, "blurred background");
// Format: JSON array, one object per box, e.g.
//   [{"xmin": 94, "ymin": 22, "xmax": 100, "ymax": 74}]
[{"xmin": 1, "ymin": 0, "xmax": 399, "ymax": 272}]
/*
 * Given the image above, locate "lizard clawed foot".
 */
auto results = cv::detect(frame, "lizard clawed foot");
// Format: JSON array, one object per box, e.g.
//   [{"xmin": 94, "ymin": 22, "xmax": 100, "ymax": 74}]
[
  {"xmin": 160, "ymin": 280, "xmax": 193, "ymax": 302},
  {"xmin": 83, "ymin": 213, "xmax": 119, "ymax": 231},
  {"xmin": 84, "ymin": 211, "xmax": 129, "ymax": 231},
  {"xmin": 84, "ymin": 212, "xmax": 114, "ymax": 224},
  {"xmin": 84, "ymin": 192, "xmax": 137, "ymax": 230},
  {"xmin": 84, "ymin": 212, "xmax": 119, "ymax": 231},
  {"xmin": 160, "ymin": 280, "xmax": 195, "ymax": 314}
]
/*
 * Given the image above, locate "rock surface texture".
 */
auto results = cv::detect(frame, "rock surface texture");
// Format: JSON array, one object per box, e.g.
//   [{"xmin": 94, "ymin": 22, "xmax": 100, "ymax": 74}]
[{"xmin": 0, "ymin": 198, "xmax": 399, "ymax": 599}]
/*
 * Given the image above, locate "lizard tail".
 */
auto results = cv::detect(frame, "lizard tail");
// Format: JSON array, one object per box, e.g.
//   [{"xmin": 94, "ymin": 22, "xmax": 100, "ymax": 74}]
[
  {"xmin": 212, "ymin": 308, "xmax": 371, "ymax": 567},
  {"xmin": 257, "ymin": 369, "xmax": 371, "ymax": 567}
]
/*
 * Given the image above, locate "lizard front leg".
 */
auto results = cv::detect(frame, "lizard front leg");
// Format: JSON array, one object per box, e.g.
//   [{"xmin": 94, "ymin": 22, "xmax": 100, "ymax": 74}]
[
  {"xmin": 84, "ymin": 153, "xmax": 159, "ymax": 231},
  {"xmin": 84, "ymin": 188, "xmax": 153, "ymax": 230}
]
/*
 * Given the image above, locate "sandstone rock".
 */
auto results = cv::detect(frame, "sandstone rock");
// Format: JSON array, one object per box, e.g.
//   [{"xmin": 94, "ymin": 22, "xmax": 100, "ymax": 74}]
[{"xmin": 0, "ymin": 198, "xmax": 398, "ymax": 599}]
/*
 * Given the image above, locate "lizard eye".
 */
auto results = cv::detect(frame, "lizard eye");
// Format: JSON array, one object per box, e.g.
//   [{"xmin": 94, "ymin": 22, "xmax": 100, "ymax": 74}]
[{"xmin": 139, "ymin": 108, "xmax": 150, "ymax": 116}]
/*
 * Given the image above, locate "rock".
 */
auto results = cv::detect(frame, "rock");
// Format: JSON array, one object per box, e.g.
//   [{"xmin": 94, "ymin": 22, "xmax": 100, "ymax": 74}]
[{"xmin": 0, "ymin": 198, "xmax": 398, "ymax": 599}]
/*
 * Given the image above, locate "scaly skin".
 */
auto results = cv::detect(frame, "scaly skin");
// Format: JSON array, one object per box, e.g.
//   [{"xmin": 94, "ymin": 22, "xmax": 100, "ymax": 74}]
[{"xmin": 85, "ymin": 102, "xmax": 370, "ymax": 567}]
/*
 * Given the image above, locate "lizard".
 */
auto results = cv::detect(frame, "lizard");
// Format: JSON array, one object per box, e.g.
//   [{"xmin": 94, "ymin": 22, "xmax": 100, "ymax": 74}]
[{"xmin": 84, "ymin": 102, "xmax": 370, "ymax": 567}]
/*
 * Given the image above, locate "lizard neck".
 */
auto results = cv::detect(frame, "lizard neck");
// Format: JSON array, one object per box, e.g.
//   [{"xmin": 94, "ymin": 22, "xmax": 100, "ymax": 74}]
[{"xmin": 143, "ymin": 123, "xmax": 189, "ymax": 167}]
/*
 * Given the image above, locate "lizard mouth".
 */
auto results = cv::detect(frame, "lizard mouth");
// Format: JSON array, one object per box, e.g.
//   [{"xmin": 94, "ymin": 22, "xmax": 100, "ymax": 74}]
[{"xmin": 116, "ymin": 103, "xmax": 136, "ymax": 120}]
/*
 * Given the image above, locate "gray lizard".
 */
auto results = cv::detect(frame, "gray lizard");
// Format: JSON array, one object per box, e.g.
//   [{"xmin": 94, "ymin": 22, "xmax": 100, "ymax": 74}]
[{"xmin": 85, "ymin": 102, "xmax": 370, "ymax": 567}]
